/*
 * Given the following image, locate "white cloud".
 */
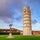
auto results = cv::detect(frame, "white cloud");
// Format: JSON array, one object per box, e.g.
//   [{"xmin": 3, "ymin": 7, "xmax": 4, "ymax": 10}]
[{"xmin": 32, "ymin": 22, "xmax": 40, "ymax": 31}]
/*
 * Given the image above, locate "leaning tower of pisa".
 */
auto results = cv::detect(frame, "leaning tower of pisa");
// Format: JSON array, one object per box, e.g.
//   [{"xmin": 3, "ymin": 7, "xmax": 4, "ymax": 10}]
[{"xmin": 23, "ymin": 6, "xmax": 32, "ymax": 35}]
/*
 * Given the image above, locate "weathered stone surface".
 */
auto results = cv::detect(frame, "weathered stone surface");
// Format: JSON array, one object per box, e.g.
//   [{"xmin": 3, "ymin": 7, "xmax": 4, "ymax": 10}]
[{"xmin": 23, "ymin": 6, "xmax": 32, "ymax": 35}]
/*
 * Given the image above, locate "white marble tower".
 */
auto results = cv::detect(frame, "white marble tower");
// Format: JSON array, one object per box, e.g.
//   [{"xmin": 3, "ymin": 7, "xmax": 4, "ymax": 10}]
[{"xmin": 23, "ymin": 6, "xmax": 32, "ymax": 35}]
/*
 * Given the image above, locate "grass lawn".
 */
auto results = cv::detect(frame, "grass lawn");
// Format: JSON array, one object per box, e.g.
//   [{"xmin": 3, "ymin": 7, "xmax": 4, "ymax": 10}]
[{"xmin": 0, "ymin": 35, "xmax": 40, "ymax": 40}]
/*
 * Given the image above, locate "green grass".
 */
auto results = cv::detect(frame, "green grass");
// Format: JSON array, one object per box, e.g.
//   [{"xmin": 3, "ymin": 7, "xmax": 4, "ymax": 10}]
[{"xmin": 0, "ymin": 35, "xmax": 40, "ymax": 40}]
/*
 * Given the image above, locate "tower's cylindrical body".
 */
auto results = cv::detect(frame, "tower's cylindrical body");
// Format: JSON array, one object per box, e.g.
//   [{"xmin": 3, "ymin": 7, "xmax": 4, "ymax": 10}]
[{"xmin": 23, "ymin": 6, "xmax": 32, "ymax": 35}]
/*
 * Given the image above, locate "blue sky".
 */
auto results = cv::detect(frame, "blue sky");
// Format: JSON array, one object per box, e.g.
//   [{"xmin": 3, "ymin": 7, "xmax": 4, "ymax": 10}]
[{"xmin": 0, "ymin": 0, "xmax": 40, "ymax": 30}]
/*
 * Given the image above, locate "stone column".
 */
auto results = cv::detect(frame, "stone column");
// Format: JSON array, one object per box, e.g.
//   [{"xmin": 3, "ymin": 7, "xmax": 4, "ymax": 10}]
[{"xmin": 23, "ymin": 6, "xmax": 32, "ymax": 35}]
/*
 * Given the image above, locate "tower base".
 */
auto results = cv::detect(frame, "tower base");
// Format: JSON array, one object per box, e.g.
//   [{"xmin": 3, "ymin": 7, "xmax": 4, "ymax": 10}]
[{"xmin": 23, "ymin": 27, "xmax": 32, "ymax": 35}]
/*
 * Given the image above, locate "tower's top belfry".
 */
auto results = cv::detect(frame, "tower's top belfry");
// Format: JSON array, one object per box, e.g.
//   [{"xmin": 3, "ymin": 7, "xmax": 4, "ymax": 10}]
[
  {"xmin": 24, "ymin": 6, "xmax": 29, "ymax": 9},
  {"xmin": 23, "ymin": 6, "xmax": 31, "ymax": 15}
]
